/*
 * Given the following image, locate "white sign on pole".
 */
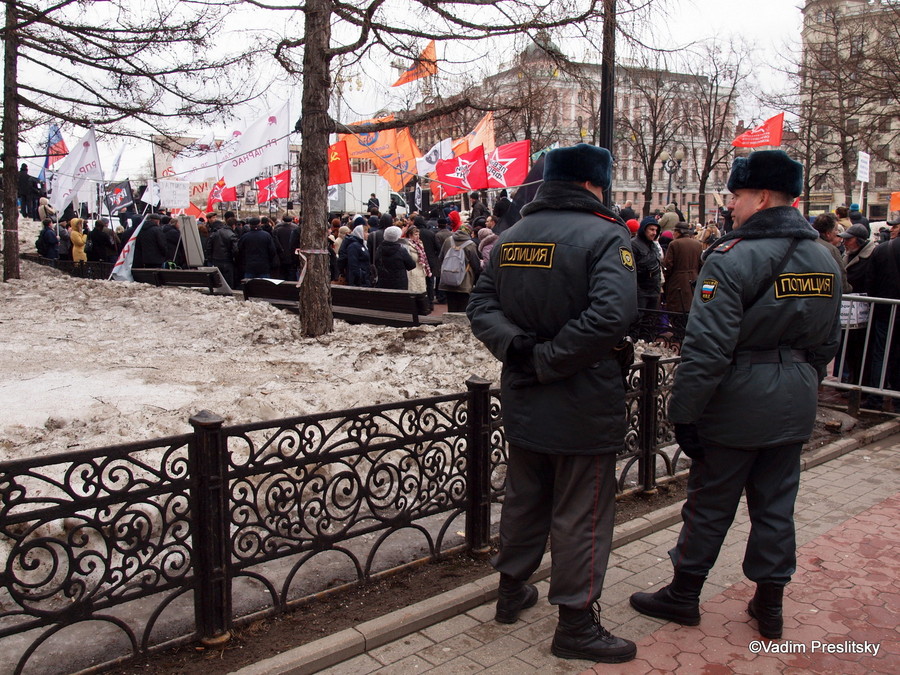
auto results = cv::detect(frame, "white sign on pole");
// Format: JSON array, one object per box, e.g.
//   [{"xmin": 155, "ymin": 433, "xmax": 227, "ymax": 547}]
[
  {"xmin": 158, "ymin": 180, "xmax": 191, "ymax": 208},
  {"xmin": 856, "ymin": 151, "xmax": 870, "ymax": 183}
]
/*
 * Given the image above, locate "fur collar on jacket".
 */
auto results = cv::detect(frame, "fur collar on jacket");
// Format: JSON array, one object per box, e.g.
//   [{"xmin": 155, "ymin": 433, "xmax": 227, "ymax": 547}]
[
  {"xmin": 703, "ymin": 206, "xmax": 817, "ymax": 260},
  {"xmin": 520, "ymin": 181, "xmax": 623, "ymax": 225}
]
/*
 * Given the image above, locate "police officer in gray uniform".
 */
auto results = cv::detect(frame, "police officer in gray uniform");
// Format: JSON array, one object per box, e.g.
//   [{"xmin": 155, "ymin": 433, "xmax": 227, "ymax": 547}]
[
  {"xmin": 630, "ymin": 150, "xmax": 842, "ymax": 639},
  {"xmin": 468, "ymin": 144, "xmax": 638, "ymax": 663}
]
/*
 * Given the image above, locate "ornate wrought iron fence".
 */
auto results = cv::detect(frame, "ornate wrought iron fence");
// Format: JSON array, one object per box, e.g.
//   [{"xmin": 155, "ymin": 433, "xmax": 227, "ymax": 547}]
[
  {"xmin": 0, "ymin": 354, "xmax": 682, "ymax": 674},
  {"xmin": 21, "ymin": 252, "xmax": 115, "ymax": 279}
]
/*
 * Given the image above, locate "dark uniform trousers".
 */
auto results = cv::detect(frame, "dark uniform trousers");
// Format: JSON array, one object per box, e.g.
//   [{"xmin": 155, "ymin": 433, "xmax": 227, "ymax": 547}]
[
  {"xmin": 494, "ymin": 445, "xmax": 616, "ymax": 609},
  {"xmin": 670, "ymin": 442, "xmax": 803, "ymax": 585}
]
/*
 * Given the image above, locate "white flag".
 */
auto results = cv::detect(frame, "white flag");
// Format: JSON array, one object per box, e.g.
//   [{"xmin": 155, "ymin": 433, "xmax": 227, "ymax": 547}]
[
  {"xmin": 144, "ymin": 180, "xmax": 161, "ymax": 206},
  {"xmin": 172, "ymin": 132, "xmax": 221, "ymax": 181},
  {"xmin": 222, "ymin": 103, "xmax": 290, "ymax": 187},
  {"xmin": 416, "ymin": 138, "xmax": 453, "ymax": 175},
  {"xmin": 49, "ymin": 128, "xmax": 103, "ymax": 213},
  {"xmin": 110, "ymin": 218, "xmax": 145, "ymax": 282},
  {"xmin": 107, "ymin": 143, "xmax": 126, "ymax": 182}
]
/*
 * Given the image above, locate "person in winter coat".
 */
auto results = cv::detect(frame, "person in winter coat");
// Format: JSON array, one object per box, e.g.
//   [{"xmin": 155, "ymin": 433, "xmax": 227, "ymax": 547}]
[
  {"xmin": 37, "ymin": 219, "xmax": 59, "ymax": 260},
  {"xmin": 89, "ymin": 219, "xmax": 118, "ymax": 263},
  {"xmin": 631, "ymin": 150, "xmax": 842, "ymax": 643},
  {"xmin": 238, "ymin": 217, "xmax": 278, "ymax": 279},
  {"xmin": 69, "ymin": 218, "xmax": 88, "ymax": 262},
  {"xmin": 662, "ymin": 222, "xmax": 703, "ymax": 338},
  {"xmin": 37, "ymin": 197, "xmax": 56, "ymax": 222},
  {"xmin": 374, "ymin": 226, "xmax": 415, "ymax": 290},
  {"xmin": 133, "ymin": 214, "xmax": 168, "ymax": 268},
  {"xmin": 438, "ymin": 224, "xmax": 481, "ymax": 312},
  {"xmin": 477, "ymin": 227, "xmax": 498, "ymax": 269},
  {"xmin": 835, "ymin": 223, "xmax": 876, "ymax": 385},
  {"xmin": 403, "ymin": 226, "xmax": 431, "ymax": 305},
  {"xmin": 663, "ymin": 223, "xmax": 703, "ymax": 313},
  {"xmin": 207, "ymin": 219, "xmax": 237, "ymax": 287},
  {"xmin": 467, "ymin": 144, "xmax": 638, "ymax": 664},
  {"xmin": 57, "ymin": 221, "xmax": 72, "ymax": 261},
  {"xmin": 345, "ymin": 224, "xmax": 372, "ymax": 287},
  {"xmin": 631, "ymin": 216, "xmax": 662, "ymax": 340},
  {"xmin": 657, "ymin": 203, "xmax": 679, "ymax": 234}
]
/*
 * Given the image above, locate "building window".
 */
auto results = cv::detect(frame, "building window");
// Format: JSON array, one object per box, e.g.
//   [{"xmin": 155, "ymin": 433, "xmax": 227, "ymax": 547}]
[
  {"xmin": 874, "ymin": 171, "xmax": 888, "ymax": 188},
  {"xmin": 847, "ymin": 119, "xmax": 859, "ymax": 135}
]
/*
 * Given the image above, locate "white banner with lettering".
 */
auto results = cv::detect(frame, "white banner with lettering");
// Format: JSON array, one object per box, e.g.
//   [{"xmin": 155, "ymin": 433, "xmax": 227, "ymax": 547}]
[
  {"xmin": 222, "ymin": 103, "xmax": 290, "ymax": 187},
  {"xmin": 158, "ymin": 180, "xmax": 191, "ymax": 209},
  {"xmin": 49, "ymin": 128, "xmax": 103, "ymax": 213}
]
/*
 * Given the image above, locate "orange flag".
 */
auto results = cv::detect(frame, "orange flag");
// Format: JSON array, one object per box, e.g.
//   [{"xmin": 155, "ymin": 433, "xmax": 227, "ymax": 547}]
[
  {"xmin": 467, "ymin": 112, "xmax": 496, "ymax": 154},
  {"xmin": 732, "ymin": 113, "xmax": 784, "ymax": 148},
  {"xmin": 328, "ymin": 141, "xmax": 352, "ymax": 186},
  {"xmin": 391, "ymin": 41, "xmax": 438, "ymax": 87},
  {"xmin": 890, "ymin": 192, "xmax": 900, "ymax": 211}
]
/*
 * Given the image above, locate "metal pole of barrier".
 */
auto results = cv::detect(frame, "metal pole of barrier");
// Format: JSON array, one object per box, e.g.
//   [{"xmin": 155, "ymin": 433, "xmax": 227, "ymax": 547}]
[
  {"xmin": 189, "ymin": 410, "xmax": 232, "ymax": 647},
  {"xmin": 465, "ymin": 376, "xmax": 493, "ymax": 558},
  {"xmin": 639, "ymin": 352, "xmax": 661, "ymax": 494}
]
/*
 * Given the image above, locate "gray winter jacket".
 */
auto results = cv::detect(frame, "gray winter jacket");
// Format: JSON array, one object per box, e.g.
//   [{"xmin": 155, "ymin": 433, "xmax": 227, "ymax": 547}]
[
  {"xmin": 467, "ymin": 182, "xmax": 638, "ymax": 455},
  {"xmin": 668, "ymin": 206, "xmax": 842, "ymax": 449}
]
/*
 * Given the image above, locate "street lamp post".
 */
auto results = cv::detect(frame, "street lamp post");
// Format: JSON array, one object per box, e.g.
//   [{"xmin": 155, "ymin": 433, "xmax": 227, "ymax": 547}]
[{"xmin": 660, "ymin": 149, "xmax": 684, "ymax": 206}]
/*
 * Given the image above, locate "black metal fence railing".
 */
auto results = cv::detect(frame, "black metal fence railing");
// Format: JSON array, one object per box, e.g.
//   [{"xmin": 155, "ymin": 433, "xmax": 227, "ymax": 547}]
[
  {"xmin": 21, "ymin": 252, "xmax": 115, "ymax": 279},
  {"xmin": 0, "ymin": 354, "xmax": 682, "ymax": 675}
]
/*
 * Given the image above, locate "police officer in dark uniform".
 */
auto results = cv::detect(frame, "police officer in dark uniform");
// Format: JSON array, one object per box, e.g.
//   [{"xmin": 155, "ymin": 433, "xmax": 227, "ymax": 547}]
[
  {"xmin": 630, "ymin": 150, "xmax": 842, "ymax": 640},
  {"xmin": 468, "ymin": 144, "xmax": 638, "ymax": 664}
]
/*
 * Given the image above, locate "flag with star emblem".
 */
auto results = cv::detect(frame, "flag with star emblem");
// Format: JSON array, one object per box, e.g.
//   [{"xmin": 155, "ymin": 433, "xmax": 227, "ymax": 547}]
[
  {"xmin": 207, "ymin": 179, "xmax": 237, "ymax": 213},
  {"xmin": 434, "ymin": 145, "xmax": 488, "ymax": 197},
  {"xmin": 256, "ymin": 169, "xmax": 290, "ymax": 204},
  {"xmin": 486, "ymin": 140, "xmax": 531, "ymax": 189}
]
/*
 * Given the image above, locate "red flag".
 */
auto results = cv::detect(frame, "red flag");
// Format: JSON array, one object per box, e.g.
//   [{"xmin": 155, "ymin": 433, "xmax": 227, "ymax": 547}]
[
  {"xmin": 732, "ymin": 113, "xmax": 784, "ymax": 148},
  {"xmin": 486, "ymin": 140, "xmax": 531, "ymax": 189},
  {"xmin": 434, "ymin": 146, "xmax": 488, "ymax": 197},
  {"xmin": 207, "ymin": 179, "xmax": 237, "ymax": 212},
  {"xmin": 170, "ymin": 202, "xmax": 204, "ymax": 218},
  {"xmin": 391, "ymin": 41, "xmax": 438, "ymax": 87},
  {"xmin": 256, "ymin": 169, "xmax": 290, "ymax": 204},
  {"xmin": 328, "ymin": 141, "xmax": 352, "ymax": 186}
]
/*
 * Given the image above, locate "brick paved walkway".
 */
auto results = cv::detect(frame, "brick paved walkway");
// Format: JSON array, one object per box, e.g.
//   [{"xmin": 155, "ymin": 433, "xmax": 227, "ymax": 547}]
[{"xmin": 310, "ymin": 433, "xmax": 899, "ymax": 675}]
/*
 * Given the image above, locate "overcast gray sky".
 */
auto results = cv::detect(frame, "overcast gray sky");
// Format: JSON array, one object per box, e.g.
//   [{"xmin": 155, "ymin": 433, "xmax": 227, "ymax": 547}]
[{"xmin": 30, "ymin": 0, "xmax": 807, "ymax": 179}]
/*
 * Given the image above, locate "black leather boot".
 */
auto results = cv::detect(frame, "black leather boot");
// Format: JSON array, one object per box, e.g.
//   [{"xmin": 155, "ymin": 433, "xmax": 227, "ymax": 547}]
[
  {"xmin": 629, "ymin": 571, "xmax": 705, "ymax": 625},
  {"xmin": 747, "ymin": 583, "xmax": 784, "ymax": 639},
  {"xmin": 494, "ymin": 573, "xmax": 538, "ymax": 624},
  {"xmin": 551, "ymin": 605, "xmax": 637, "ymax": 663}
]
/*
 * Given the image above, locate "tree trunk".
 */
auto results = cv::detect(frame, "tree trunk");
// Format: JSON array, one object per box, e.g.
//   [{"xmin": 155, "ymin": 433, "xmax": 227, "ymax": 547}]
[
  {"xmin": 297, "ymin": 0, "xmax": 334, "ymax": 336},
  {"xmin": 3, "ymin": 0, "xmax": 20, "ymax": 282}
]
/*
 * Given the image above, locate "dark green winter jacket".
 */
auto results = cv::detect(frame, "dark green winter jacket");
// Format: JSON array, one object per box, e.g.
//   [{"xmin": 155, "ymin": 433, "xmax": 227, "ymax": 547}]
[
  {"xmin": 668, "ymin": 206, "xmax": 842, "ymax": 449},
  {"xmin": 467, "ymin": 181, "xmax": 638, "ymax": 454}
]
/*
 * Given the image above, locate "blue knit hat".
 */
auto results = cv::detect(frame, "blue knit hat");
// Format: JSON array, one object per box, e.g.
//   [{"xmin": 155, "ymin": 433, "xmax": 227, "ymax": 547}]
[{"xmin": 543, "ymin": 144, "xmax": 613, "ymax": 189}]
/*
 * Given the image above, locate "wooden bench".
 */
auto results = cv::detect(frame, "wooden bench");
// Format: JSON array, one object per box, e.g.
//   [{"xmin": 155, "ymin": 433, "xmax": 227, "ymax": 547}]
[
  {"xmin": 242, "ymin": 280, "xmax": 440, "ymax": 326},
  {"xmin": 242, "ymin": 278, "xmax": 301, "ymax": 313},
  {"xmin": 131, "ymin": 268, "xmax": 223, "ymax": 293},
  {"xmin": 331, "ymin": 286, "xmax": 439, "ymax": 327}
]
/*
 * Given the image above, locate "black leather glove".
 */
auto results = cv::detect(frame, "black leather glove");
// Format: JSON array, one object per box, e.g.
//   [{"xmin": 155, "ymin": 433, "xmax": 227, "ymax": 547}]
[
  {"xmin": 674, "ymin": 423, "xmax": 704, "ymax": 460},
  {"xmin": 506, "ymin": 335, "xmax": 538, "ymax": 389}
]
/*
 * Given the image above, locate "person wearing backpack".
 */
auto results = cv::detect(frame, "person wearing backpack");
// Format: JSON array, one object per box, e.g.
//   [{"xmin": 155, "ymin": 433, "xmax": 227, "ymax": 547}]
[
  {"xmin": 36, "ymin": 219, "xmax": 59, "ymax": 261},
  {"xmin": 438, "ymin": 223, "xmax": 480, "ymax": 311}
]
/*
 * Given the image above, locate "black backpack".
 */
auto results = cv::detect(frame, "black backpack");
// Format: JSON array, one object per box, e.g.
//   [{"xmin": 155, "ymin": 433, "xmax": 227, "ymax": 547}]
[{"xmin": 35, "ymin": 230, "xmax": 47, "ymax": 256}]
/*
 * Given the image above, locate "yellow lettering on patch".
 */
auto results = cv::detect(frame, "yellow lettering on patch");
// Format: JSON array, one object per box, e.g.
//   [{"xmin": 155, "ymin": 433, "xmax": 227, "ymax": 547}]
[
  {"xmin": 499, "ymin": 242, "xmax": 555, "ymax": 269},
  {"xmin": 774, "ymin": 273, "xmax": 835, "ymax": 299}
]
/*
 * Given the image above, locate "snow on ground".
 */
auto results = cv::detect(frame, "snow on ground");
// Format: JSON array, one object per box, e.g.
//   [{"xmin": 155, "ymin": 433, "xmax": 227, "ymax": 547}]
[{"xmin": 1, "ymin": 226, "xmax": 501, "ymax": 461}]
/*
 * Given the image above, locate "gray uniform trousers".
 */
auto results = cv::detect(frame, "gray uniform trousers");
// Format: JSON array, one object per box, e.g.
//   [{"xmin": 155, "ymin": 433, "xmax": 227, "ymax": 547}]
[
  {"xmin": 493, "ymin": 445, "xmax": 616, "ymax": 609},
  {"xmin": 670, "ymin": 442, "xmax": 803, "ymax": 585}
]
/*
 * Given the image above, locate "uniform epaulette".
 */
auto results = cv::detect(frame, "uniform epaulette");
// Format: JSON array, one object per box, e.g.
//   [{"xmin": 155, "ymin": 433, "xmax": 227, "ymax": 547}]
[
  {"xmin": 713, "ymin": 238, "xmax": 742, "ymax": 254},
  {"xmin": 592, "ymin": 211, "xmax": 620, "ymax": 224}
]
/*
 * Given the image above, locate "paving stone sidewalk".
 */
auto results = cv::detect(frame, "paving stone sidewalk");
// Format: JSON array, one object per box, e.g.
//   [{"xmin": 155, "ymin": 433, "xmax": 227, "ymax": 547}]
[{"xmin": 235, "ymin": 428, "xmax": 900, "ymax": 675}]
